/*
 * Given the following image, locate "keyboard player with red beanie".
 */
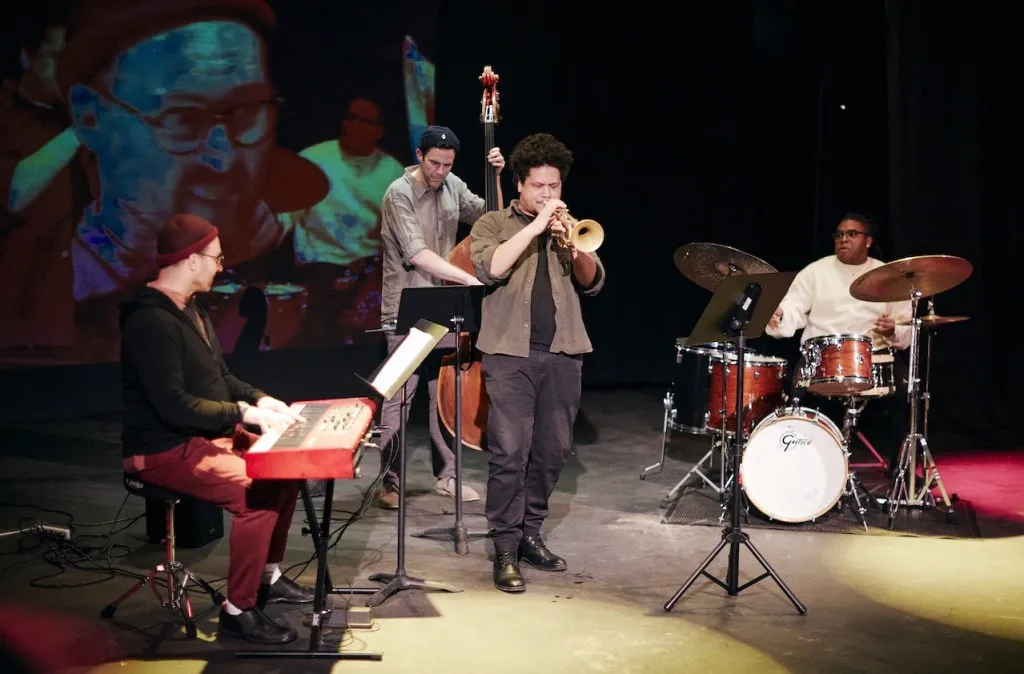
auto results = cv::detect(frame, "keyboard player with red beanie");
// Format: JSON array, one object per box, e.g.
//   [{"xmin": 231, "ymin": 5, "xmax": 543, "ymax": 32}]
[{"xmin": 119, "ymin": 213, "xmax": 315, "ymax": 645}]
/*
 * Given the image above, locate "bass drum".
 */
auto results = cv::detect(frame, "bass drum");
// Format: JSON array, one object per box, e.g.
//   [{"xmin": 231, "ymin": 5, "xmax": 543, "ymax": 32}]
[{"xmin": 740, "ymin": 407, "xmax": 848, "ymax": 523}]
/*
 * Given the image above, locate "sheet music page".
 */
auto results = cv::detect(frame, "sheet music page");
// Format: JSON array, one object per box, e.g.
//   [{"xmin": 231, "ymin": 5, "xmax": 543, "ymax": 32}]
[{"xmin": 370, "ymin": 326, "xmax": 434, "ymax": 395}]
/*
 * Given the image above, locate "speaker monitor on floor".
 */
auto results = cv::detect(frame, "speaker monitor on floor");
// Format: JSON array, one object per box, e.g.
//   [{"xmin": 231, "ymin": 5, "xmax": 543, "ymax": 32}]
[{"xmin": 145, "ymin": 496, "xmax": 224, "ymax": 548}]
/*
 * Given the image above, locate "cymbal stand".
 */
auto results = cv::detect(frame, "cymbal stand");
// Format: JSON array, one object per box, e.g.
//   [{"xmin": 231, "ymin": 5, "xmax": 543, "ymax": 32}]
[{"xmin": 886, "ymin": 288, "xmax": 952, "ymax": 524}]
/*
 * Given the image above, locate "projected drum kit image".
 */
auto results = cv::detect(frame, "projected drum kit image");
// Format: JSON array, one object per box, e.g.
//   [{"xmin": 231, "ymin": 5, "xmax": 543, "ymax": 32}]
[{"xmin": 641, "ymin": 242, "xmax": 973, "ymax": 531}]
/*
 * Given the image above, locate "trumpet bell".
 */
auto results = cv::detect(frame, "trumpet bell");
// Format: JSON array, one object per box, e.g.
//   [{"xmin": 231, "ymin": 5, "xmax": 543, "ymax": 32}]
[{"xmin": 570, "ymin": 219, "xmax": 603, "ymax": 253}]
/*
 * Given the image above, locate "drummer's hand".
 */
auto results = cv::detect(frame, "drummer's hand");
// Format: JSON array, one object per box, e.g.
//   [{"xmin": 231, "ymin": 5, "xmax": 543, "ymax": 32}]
[
  {"xmin": 768, "ymin": 308, "xmax": 783, "ymax": 330},
  {"xmin": 874, "ymin": 314, "xmax": 896, "ymax": 337}
]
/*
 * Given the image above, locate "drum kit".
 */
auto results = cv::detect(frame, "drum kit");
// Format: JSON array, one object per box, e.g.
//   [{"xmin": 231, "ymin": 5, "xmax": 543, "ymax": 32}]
[{"xmin": 642, "ymin": 242, "xmax": 973, "ymax": 530}]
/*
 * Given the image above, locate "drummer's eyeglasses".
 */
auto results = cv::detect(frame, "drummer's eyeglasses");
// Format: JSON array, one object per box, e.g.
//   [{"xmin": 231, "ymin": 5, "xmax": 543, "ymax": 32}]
[{"xmin": 832, "ymin": 230, "xmax": 869, "ymax": 241}]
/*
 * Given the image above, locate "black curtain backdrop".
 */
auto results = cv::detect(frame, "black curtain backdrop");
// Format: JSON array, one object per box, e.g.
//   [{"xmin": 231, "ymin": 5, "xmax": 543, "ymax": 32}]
[{"xmin": 434, "ymin": 0, "xmax": 1017, "ymax": 449}]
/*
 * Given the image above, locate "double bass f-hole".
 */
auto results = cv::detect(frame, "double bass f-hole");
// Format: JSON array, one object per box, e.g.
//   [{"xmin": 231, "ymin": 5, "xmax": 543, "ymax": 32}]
[{"xmin": 436, "ymin": 65, "xmax": 502, "ymax": 452}]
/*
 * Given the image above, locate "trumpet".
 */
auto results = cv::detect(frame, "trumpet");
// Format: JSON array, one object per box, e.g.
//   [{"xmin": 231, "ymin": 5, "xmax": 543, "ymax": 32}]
[{"xmin": 551, "ymin": 208, "xmax": 604, "ymax": 253}]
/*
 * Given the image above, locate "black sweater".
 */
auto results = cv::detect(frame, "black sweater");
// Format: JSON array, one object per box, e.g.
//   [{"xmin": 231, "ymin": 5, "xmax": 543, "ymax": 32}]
[{"xmin": 120, "ymin": 286, "xmax": 266, "ymax": 457}]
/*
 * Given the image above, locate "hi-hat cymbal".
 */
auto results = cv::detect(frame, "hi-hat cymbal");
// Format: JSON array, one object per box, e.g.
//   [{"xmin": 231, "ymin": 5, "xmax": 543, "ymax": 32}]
[
  {"xmin": 897, "ymin": 314, "xmax": 970, "ymax": 327},
  {"xmin": 673, "ymin": 242, "xmax": 777, "ymax": 291},
  {"xmin": 849, "ymin": 254, "xmax": 973, "ymax": 302}
]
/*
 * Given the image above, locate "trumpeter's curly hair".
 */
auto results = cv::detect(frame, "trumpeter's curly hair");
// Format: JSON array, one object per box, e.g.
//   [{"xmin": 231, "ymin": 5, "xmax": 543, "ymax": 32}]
[{"xmin": 509, "ymin": 133, "xmax": 573, "ymax": 184}]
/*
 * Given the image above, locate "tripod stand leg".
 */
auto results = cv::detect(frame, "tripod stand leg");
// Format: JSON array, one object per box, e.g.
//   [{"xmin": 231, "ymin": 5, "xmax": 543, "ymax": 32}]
[
  {"xmin": 917, "ymin": 436, "xmax": 953, "ymax": 511},
  {"xmin": 365, "ymin": 572, "xmax": 463, "ymax": 608},
  {"xmin": 844, "ymin": 471, "xmax": 869, "ymax": 532},
  {"xmin": 663, "ymin": 534, "xmax": 729, "ymax": 610},
  {"xmin": 662, "ymin": 439, "xmax": 723, "ymax": 505},
  {"xmin": 740, "ymin": 536, "xmax": 807, "ymax": 614}
]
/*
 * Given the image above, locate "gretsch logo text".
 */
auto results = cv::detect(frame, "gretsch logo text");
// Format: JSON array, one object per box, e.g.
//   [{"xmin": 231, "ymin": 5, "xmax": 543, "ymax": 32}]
[{"xmin": 780, "ymin": 433, "xmax": 812, "ymax": 452}]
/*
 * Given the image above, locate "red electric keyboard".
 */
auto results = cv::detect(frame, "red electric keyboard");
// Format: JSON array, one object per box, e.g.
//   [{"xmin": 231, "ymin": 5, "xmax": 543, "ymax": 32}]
[{"xmin": 244, "ymin": 397, "xmax": 378, "ymax": 480}]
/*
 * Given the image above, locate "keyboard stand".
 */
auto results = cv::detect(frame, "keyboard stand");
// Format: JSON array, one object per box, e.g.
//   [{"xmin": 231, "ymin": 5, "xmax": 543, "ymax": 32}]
[{"xmin": 235, "ymin": 473, "xmax": 383, "ymax": 660}]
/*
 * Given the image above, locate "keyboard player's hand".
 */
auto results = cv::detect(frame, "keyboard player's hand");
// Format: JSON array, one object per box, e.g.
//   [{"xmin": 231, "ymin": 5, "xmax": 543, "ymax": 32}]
[
  {"xmin": 256, "ymin": 396, "xmax": 305, "ymax": 423},
  {"xmin": 243, "ymin": 404, "xmax": 299, "ymax": 435}
]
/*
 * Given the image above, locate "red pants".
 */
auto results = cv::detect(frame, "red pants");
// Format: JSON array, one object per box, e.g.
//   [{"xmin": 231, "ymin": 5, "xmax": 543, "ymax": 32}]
[{"xmin": 124, "ymin": 428, "xmax": 300, "ymax": 610}]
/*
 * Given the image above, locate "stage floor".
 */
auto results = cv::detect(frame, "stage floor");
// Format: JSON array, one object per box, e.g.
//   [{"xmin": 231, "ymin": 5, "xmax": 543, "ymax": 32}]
[{"xmin": 1, "ymin": 386, "xmax": 1023, "ymax": 673}]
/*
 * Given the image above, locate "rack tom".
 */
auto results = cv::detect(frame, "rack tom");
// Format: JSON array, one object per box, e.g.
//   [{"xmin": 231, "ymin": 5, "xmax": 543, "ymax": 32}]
[
  {"xmin": 707, "ymin": 352, "xmax": 787, "ymax": 435},
  {"xmin": 798, "ymin": 333, "xmax": 873, "ymax": 396}
]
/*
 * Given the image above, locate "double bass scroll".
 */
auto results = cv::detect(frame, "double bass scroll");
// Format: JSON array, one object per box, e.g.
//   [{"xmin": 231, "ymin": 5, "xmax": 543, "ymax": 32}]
[{"xmin": 436, "ymin": 66, "xmax": 501, "ymax": 452}]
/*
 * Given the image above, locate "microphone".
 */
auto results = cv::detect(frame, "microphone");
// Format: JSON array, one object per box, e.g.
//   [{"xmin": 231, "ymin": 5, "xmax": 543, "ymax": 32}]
[{"xmin": 721, "ymin": 282, "xmax": 762, "ymax": 335}]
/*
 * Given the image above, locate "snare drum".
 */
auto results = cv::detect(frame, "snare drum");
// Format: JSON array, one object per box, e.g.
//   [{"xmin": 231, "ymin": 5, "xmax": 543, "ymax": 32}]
[
  {"xmin": 799, "ymin": 333, "xmax": 873, "ymax": 396},
  {"xmin": 740, "ymin": 407, "xmax": 848, "ymax": 523},
  {"xmin": 669, "ymin": 339, "xmax": 730, "ymax": 435},
  {"xmin": 707, "ymin": 351, "xmax": 787, "ymax": 435},
  {"xmin": 859, "ymin": 347, "xmax": 896, "ymax": 397}
]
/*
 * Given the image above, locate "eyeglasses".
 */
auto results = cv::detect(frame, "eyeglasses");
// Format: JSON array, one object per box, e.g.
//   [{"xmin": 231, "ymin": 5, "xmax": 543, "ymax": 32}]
[
  {"xmin": 94, "ymin": 84, "xmax": 281, "ymax": 155},
  {"xmin": 832, "ymin": 230, "xmax": 869, "ymax": 241},
  {"xmin": 197, "ymin": 252, "xmax": 225, "ymax": 265}
]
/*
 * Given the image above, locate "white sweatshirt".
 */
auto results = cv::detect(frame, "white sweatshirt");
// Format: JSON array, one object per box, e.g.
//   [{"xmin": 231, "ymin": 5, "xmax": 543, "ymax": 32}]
[{"xmin": 766, "ymin": 255, "xmax": 912, "ymax": 351}]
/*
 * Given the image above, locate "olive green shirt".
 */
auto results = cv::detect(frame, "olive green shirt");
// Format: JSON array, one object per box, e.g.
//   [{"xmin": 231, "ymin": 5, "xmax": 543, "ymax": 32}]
[{"xmin": 469, "ymin": 201, "xmax": 605, "ymax": 357}]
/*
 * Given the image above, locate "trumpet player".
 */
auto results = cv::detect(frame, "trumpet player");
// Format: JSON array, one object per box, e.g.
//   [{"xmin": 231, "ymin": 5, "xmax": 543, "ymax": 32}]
[{"xmin": 469, "ymin": 132, "xmax": 606, "ymax": 593}]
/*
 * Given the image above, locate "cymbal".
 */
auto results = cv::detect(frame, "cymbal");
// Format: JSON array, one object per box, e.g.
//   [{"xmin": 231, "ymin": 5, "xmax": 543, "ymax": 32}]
[
  {"xmin": 849, "ymin": 254, "xmax": 973, "ymax": 302},
  {"xmin": 897, "ymin": 314, "xmax": 970, "ymax": 327},
  {"xmin": 673, "ymin": 242, "xmax": 777, "ymax": 291}
]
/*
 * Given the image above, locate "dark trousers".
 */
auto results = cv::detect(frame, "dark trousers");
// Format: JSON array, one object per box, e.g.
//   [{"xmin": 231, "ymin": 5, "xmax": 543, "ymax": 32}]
[
  {"xmin": 482, "ymin": 349, "xmax": 582, "ymax": 552},
  {"xmin": 125, "ymin": 429, "xmax": 300, "ymax": 610},
  {"xmin": 377, "ymin": 332, "xmax": 456, "ymax": 486},
  {"xmin": 790, "ymin": 352, "xmax": 910, "ymax": 468}
]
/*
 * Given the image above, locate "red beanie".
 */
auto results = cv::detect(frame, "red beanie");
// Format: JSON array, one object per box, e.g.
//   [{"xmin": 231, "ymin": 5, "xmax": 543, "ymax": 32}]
[{"xmin": 156, "ymin": 214, "xmax": 220, "ymax": 267}]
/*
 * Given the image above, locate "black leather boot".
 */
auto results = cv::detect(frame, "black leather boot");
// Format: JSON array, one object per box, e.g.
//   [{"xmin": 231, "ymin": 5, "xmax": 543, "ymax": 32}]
[
  {"xmin": 257, "ymin": 575, "xmax": 316, "ymax": 609},
  {"xmin": 217, "ymin": 606, "xmax": 298, "ymax": 644},
  {"xmin": 518, "ymin": 535, "xmax": 567, "ymax": 571},
  {"xmin": 493, "ymin": 550, "xmax": 526, "ymax": 593}
]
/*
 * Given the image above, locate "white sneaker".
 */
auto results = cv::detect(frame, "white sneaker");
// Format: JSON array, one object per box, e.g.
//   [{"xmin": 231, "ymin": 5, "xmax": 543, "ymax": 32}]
[{"xmin": 434, "ymin": 476, "xmax": 480, "ymax": 502}]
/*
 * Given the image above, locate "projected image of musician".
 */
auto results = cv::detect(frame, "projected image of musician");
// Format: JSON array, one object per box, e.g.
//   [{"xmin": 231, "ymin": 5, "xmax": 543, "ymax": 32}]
[
  {"xmin": 279, "ymin": 98, "xmax": 405, "ymax": 345},
  {"xmin": 375, "ymin": 125, "xmax": 504, "ymax": 509},
  {"xmin": 0, "ymin": 3, "xmax": 96, "ymax": 360},
  {"xmin": 468, "ymin": 132, "xmax": 605, "ymax": 593},
  {"xmin": 58, "ymin": 0, "xmax": 328, "ymax": 352}
]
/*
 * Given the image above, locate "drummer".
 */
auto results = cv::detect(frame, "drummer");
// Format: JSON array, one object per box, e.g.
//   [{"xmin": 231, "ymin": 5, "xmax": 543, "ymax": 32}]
[{"xmin": 765, "ymin": 213, "xmax": 911, "ymax": 474}]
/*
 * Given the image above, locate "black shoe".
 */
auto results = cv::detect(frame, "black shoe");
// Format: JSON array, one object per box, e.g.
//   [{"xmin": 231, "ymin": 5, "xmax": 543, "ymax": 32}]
[
  {"xmin": 217, "ymin": 606, "xmax": 298, "ymax": 645},
  {"xmin": 257, "ymin": 575, "xmax": 316, "ymax": 608},
  {"xmin": 518, "ymin": 535, "xmax": 567, "ymax": 572},
  {"xmin": 493, "ymin": 550, "xmax": 526, "ymax": 593}
]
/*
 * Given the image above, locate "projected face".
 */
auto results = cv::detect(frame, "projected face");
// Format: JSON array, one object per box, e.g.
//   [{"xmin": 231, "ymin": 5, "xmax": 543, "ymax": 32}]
[
  {"xmin": 24, "ymin": 25, "xmax": 66, "ymax": 104},
  {"xmin": 70, "ymin": 21, "xmax": 274, "ymax": 268}
]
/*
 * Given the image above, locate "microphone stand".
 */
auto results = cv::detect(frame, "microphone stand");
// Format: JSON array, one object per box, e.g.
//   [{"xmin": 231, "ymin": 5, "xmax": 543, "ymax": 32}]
[{"xmin": 664, "ymin": 281, "xmax": 806, "ymax": 615}]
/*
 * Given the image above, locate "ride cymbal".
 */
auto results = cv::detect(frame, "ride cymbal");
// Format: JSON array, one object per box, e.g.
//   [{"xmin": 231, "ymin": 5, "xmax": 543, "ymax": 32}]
[
  {"xmin": 849, "ymin": 255, "xmax": 973, "ymax": 302},
  {"xmin": 897, "ymin": 314, "xmax": 970, "ymax": 327},
  {"xmin": 673, "ymin": 242, "xmax": 777, "ymax": 292}
]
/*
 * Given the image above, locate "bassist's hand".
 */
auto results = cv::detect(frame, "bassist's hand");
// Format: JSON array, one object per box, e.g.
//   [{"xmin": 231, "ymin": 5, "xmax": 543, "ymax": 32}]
[{"xmin": 486, "ymin": 147, "xmax": 505, "ymax": 173}]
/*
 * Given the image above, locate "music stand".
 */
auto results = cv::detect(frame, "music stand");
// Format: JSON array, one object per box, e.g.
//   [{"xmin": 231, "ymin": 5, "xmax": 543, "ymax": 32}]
[
  {"xmin": 398, "ymin": 286, "xmax": 490, "ymax": 555},
  {"xmin": 664, "ymin": 271, "xmax": 807, "ymax": 615},
  {"xmin": 353, "ymin": 317, "xmax": 466, "ymax": 608}
]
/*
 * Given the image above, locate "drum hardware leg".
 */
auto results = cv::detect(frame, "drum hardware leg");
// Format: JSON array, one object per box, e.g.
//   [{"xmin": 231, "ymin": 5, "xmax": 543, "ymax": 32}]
[
  {"xmin": 885, "ymin": 290, "xmax": 953, "ymax": 526},
  {"xmin": 850, "ymin": 431, "xmax": 889, "ymax": 471},
  {"xmin": 665, "ymin": 323, "xmax": 806, "ymax": 616},
  {"xmin": 662, "ymin": 437, "xmax": 727, "ymax": 506},
  {"xmin": 642, "ymin": 392, "xmax": 675, "ymax": 480}
]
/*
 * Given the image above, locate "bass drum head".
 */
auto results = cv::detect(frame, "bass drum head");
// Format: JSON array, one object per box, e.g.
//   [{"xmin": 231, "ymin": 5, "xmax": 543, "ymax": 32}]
[{"xmin": 740, "ymin": 408, "xmax": 848, "ymax": 523}]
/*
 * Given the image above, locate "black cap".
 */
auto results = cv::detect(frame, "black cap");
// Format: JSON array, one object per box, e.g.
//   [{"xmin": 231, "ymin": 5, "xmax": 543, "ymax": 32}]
[{"xmin": 419, "ymin": 125, "xmax": 460, "ymax": 154}]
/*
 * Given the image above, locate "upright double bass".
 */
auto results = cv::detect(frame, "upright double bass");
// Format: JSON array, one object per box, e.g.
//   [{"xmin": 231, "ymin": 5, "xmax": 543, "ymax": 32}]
[{"xmin": 436, "ymin": 66, "xmax": 502, "ymax": 451}]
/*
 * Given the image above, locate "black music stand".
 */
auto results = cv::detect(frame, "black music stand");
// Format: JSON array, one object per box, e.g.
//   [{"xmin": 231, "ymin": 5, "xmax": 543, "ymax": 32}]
[
  {"xmin": 664, "ymin": 271, "xmax": 807, "ymax": 615},
  {"xmin": 397, "ymin": 285, "xmax": 490, "ymax": 555}
]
